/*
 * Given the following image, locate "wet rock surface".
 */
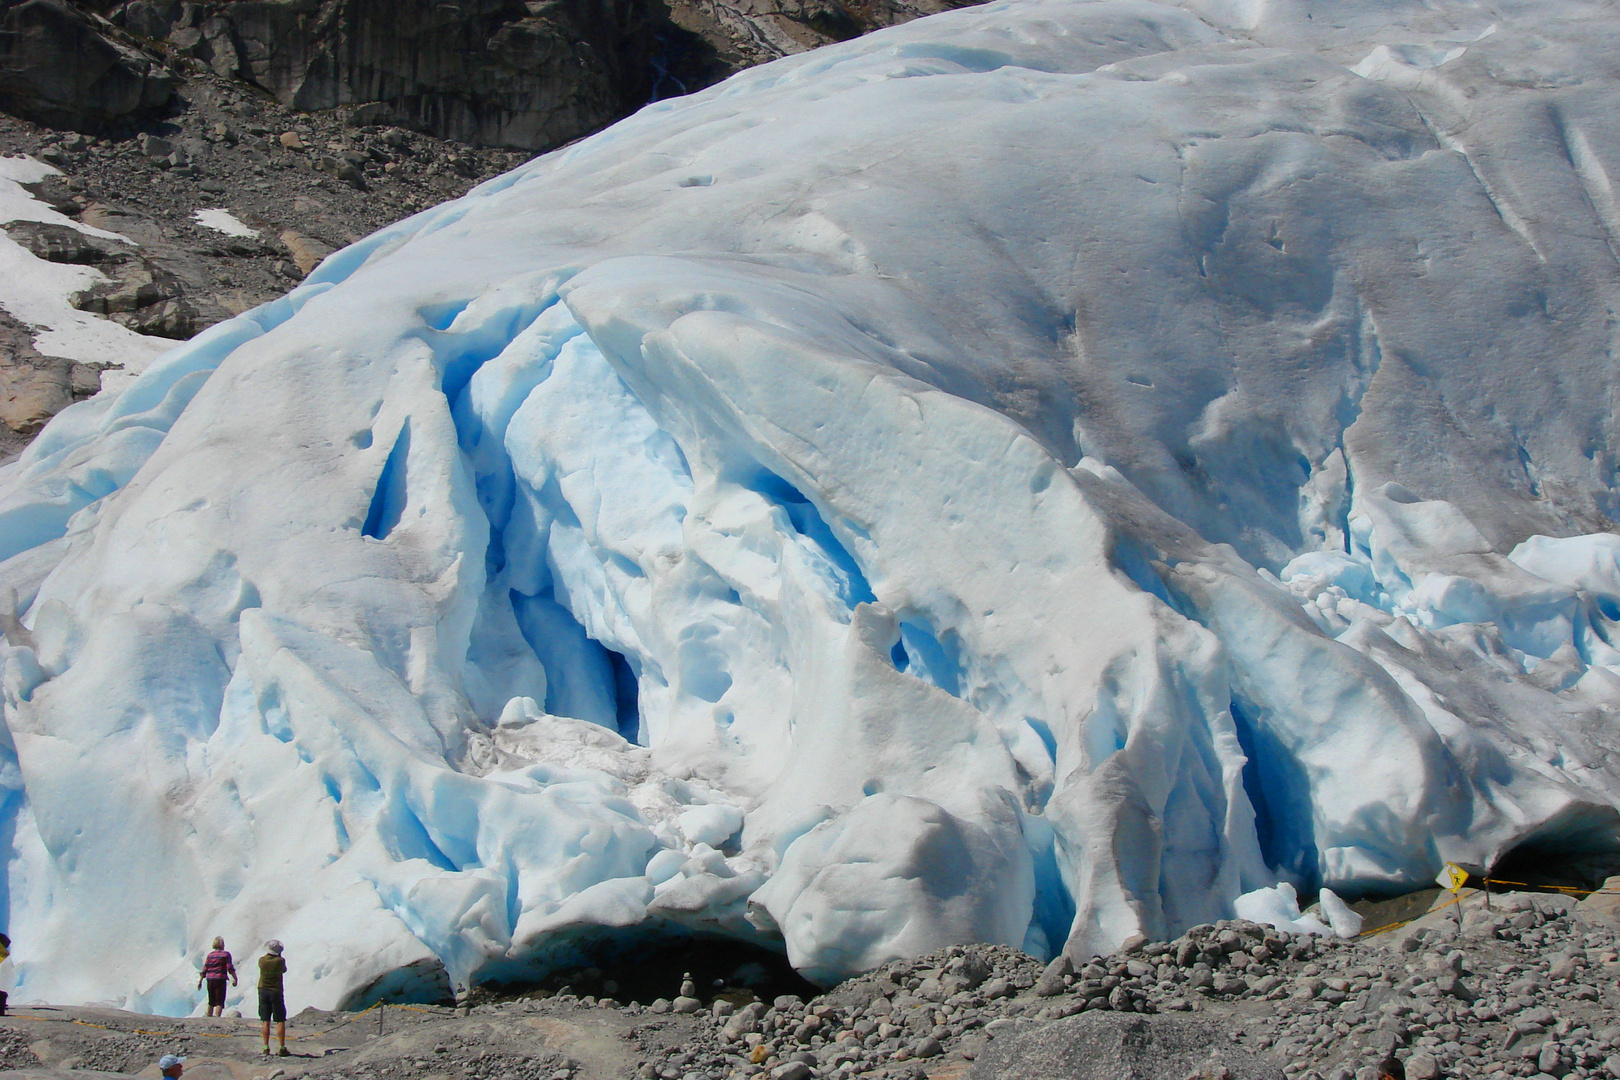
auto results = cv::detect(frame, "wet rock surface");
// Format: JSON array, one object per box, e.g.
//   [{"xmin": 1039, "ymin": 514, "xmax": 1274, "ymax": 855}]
[{"xmin": 0, "ymin": 309, "xmax": 83, "ymax": 459}]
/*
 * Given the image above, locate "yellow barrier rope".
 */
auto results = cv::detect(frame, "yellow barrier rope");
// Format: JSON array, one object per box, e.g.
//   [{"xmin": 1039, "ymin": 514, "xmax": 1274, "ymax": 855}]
[
  {"xmin": 1358, "ymin": 891, "xmax": 1464, "ymax": 938},
  {"xmin": 385, "ymin": 1003, "xmax": 453, "ymax": 1015},
  {"xmin": 1355, "ymin": 873, "xmax": 1620, "ymax": 938},
  {"xmin": 4, "ymin": 997, "xmax": 406, "ymax": 1044},
  {"xmin": 8, "ymin": 1015, "xmax": 242, "ymax": 1040},
  {"xmin": 1480, "ymin": 877, "xmax": 1620, "ymax": 896},
  {"xmin": 4, "ymin": 997, "xmax": 457, "ymax": 1041}
]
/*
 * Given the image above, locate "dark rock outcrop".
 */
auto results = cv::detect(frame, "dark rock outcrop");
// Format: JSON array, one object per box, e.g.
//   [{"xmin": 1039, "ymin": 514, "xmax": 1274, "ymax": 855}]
[
  {"xmin": 5, "ymin": 0, "xmax": 985, "ymax": 150},
  {"xmin": 0, "ymin": 310, "xmax": 79, "ymax": 447},
  {"xmin": 0, "ymin": 0, "xmax": 175, "ymax": 128},
  {"xmin": 103, "ymin": 0, "xmax": 665, "ymax": 149},
  {"xmin": 664, "ymin": 0, "xmax": 978, "ymax": 74},
  {"xmin": 86, "ymin": 0, "xmax": 982, "ymax": 149}
]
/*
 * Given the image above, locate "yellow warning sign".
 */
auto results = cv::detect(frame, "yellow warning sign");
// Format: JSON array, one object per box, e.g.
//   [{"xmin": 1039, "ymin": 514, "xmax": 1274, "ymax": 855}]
[{"xmin": 1435, "ymin": 863, "xmax": 1468, "ymax": 892}]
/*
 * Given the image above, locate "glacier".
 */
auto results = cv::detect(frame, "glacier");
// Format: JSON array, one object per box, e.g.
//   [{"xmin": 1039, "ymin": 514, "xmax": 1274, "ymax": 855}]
[{"xmin": 2, "ymin": 0, "xmax": 1620, "ymax": 1014}]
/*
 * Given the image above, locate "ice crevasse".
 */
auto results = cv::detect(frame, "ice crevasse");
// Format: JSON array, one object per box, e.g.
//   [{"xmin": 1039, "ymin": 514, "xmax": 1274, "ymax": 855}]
[{"xmin": 1, "ymin": 0, "xmax": 1620, "ymax": 1013}]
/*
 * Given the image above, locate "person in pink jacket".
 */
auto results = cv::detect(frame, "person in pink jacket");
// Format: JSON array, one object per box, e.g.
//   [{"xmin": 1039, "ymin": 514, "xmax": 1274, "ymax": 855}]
[{"xmin": 197, "ymin": 937, "xmax": 237, "ymax": 1017}]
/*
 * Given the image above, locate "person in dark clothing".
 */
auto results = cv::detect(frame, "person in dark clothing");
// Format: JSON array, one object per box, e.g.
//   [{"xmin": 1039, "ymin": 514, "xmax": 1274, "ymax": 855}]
[
  {"xmin": 0, "ymin": 932, "xmax": 10, "ymax": 1017},
  {"xmin": 197, "ymin": 937, "xmax": 237, "ymax": 1017},
  {"xmin": 258, "ymin": 940, "xmax": 288, "ymax": 1056}
]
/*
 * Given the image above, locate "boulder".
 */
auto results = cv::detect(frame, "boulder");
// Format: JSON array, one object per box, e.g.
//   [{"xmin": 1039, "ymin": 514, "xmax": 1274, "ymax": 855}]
[
  {"xmin": 0, "ymin": 359, "xmax": 73, "ymax": 435},
  {"xmin": 278, "ymin": 229, "xmax": 335, "ymax": 276},
  {"xmin": 1035, "ymin": 954, "xmax": 1074, "ymax": 997},
  {"xmin": 3, "ymin": 221, "xmax": 124, "ymax": 264},
  {"xmin": 1576, "ymin": 876, "xmax": 1620, "ymax": 928},
  {"xmin": 0, "ymin": 0, "xmax": 174, "ymax": 129}
]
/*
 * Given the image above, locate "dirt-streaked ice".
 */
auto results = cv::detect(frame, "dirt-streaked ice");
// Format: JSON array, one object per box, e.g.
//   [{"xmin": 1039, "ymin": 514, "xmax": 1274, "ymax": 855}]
[{"xmin": 0, "ymin": 0, "xmax": 1618, "ymax": 1013}]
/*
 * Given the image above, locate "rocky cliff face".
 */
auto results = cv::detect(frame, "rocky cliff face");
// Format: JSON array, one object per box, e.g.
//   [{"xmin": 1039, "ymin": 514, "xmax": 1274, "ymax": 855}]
[
  {"xmin": 660, "ymin": 0, "xmax": 974, "ymax": 74},
  {"xmin": 3, "ymin": 0, "xmax": 981, "ymax": 149},
  {"xmin": 0, "ymin": 75, "xmax": 522, "ymax": 459},
  {"xmin": 104, "ymin": 0, "xmax": 662, "ymax": 148},
  {"xmin": 0, "ymin": 0, "xmax": 175, "ymax": 128}
]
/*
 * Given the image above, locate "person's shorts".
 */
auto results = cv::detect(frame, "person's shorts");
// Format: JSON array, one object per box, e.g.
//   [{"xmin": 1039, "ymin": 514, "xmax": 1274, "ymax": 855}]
[
  {"xmin": 206, "ymin": 978, "xmax": 227, "ymax": 1009},
  {"xmin": 258, "ymin": 989, "xmax": 286, "ymax": 1023}
]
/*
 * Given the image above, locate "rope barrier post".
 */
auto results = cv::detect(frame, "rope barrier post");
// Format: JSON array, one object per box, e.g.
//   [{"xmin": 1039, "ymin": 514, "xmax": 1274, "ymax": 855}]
[
  {"xmin": 378, "ymin": 1002, "xmax": 384, "ymax": 1038},
  {"xmin": 1437, "ymin": 862, "xmax": 1467, "ymax": 928}
]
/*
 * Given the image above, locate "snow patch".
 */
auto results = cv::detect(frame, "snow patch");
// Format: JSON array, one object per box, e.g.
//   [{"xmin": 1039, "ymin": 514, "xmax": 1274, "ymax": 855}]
[
  {"xmin": 191, "ymin": 209, "xmax": 259, "ymax": 239},
  {"xmin": 0, "ymin": 156, "xmax": 169, "ymax": 380}
]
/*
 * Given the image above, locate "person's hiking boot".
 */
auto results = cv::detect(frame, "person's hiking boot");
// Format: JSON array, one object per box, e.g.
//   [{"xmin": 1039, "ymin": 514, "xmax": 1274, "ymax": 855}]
[
  {"xmin": 278, "ymin": 1048, "xmax": 291, "ymax": 1057},
  {"xmin": 261, "ymin": 1047, "xmax": 269, "ymax": 1057}
]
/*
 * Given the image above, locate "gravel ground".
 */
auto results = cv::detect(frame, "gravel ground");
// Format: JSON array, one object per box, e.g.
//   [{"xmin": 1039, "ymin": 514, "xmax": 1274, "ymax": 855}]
[
  {"xmin": 0, "ymin": 885, "xmax": 1612, "ymax": 1080},
  {"xmin": 629, "ymin": 886, "xmax": 1620, "ymax": 1080}
]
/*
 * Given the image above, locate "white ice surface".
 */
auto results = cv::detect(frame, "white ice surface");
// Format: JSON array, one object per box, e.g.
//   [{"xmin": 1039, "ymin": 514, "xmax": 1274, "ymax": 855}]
[
  {"xmin": 1317, "ymin": 888, "xmax": 1364, "ymax": 939},
  {"xmin": 191, "ymin": 210, "xmax": 258, "ymax": 240},
  {"xmin": 0, "ymin": 157, "xmax": 171, "ymax": 381},
  {"xmin": 1, "ymin": 0, "xmax": 1619, "ymax": 1012},
  {"xmin": 1233, "ymin": 883, "xmax": 1334, "ymax": 938}
]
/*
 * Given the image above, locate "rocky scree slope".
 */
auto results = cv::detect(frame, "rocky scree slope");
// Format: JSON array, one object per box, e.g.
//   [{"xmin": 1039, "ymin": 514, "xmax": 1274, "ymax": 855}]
[
  {"xmin": 625, "ymin": 887, "xmax": 1620, "ymax": 1080},
  {"xmin": 0, "ymin": 69, "xmax": 523, "ymax": 460}
]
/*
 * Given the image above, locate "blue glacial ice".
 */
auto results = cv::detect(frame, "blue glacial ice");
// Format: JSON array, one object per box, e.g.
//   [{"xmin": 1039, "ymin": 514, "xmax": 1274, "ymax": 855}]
[{"xmin": 2, "ymin": 0, "xmax": 1620, "ymax": 1012}]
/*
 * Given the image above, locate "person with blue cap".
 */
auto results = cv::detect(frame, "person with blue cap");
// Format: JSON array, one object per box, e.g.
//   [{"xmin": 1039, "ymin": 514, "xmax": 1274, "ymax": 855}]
[{"xmin": 158, "ymin": 1053, "xmax": 184, "ymax": 1078}]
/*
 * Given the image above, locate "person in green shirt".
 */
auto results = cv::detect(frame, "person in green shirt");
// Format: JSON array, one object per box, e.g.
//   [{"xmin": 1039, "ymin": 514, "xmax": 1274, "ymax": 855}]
[{"xmin": 257, "ymin": 940, "xmax": 288, "ymax": 1057}]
